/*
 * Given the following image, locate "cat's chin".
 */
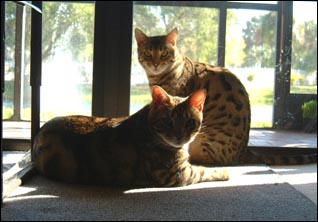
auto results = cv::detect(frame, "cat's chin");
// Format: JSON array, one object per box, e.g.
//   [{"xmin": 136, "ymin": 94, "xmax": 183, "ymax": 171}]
[
  {"xmin": 146, "ymin": 67, "xmax": 168, "ymax": 76},
  {"xmin": 165, "ymin": 140, "xmax": 191, "ymax": 150}
]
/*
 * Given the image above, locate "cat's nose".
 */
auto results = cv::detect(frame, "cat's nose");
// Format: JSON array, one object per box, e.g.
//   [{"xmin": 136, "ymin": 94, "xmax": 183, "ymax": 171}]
[
  {"xmin": 153, "ymin": 63, "xmax": 159, "ymax": 68},
  {"xmin": 176, "ymin": 135, "xmax": 183, "ymax": 142}
]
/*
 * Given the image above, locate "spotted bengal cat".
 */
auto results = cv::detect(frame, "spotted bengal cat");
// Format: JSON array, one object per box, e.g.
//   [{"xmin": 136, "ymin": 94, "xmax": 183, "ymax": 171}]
[
  {"xmin": 135, "ymin": 27, "xmax": 317, "ymax": 166},
  {"xmin": 33, "ymin": 86, "xmax": 229, "ymax": 187}
]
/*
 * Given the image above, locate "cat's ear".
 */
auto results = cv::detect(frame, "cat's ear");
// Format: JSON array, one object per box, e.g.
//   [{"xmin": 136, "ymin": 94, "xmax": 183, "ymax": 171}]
[
  {"xmin": 151, "ymin": 85, "xmax": 171, "ymax": 109},
  {"xmin": 189, "ymin": 89, "xmax": 207, "ymax": 112},
  {"xmin": 135, "ymin": 28, "xmax": 148, "ymax": 47},
  {"xmin": 166, "ymin": 27, "xmax": 178, "ymax": 46}
]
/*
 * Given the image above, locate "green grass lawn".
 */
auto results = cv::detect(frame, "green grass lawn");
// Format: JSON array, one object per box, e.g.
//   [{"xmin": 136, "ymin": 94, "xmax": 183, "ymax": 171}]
[
  {"xmin": 290, "ymin": 85, "xmax": 317, "ymax": 94},
  {"xmin": 130, "ymin": 85, "xmax": 275, "ymax": 128},
  {"xmin": 130, "ymin": 85, "xmax": 275, "ymax": 107},
  {"xmin": 130, "ymin": 86, "xmax": 151, "ymax": 104}
]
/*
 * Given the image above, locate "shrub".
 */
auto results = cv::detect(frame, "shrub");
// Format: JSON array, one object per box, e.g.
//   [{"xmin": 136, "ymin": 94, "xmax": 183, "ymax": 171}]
[{"xmin": 301, "ymin": 100, "xmax": 317, "ymax": 119}]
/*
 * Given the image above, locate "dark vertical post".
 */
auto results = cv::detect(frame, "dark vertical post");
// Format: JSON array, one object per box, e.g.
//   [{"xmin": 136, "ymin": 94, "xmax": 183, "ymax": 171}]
[
  {"xmin": 92, "ymin": 1, "xmax": 133, "ymax": 117},
  {"xmin": 30, "ymin": 1, "xmax": 42, "ymax": 159},
  {"xmin": 273, "ymin": 1, "xmax": 293, "ymax": 129},
  {"xmin": 217, "ymin": 2, "xmax": 227, "ymax": 67}
]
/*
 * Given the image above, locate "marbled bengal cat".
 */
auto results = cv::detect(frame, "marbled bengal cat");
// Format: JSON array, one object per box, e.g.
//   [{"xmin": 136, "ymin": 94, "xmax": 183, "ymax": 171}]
[{"xmin": 135, "ymin": 27, "xmax": 317, "ymax": 165}]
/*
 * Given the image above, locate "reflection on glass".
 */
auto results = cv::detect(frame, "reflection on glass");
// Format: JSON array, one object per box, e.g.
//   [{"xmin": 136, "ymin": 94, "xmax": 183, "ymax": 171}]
[
  {"xmin": 226, "ymin": 9, "xmax": 277, "ymax": 128},
  {"xmin": 130, "ymin": 5, "xmax": 219, "ymax": 114},
  {"xmin": 290, "ymin": 1, "xmax": 317, "ymax": 95}
]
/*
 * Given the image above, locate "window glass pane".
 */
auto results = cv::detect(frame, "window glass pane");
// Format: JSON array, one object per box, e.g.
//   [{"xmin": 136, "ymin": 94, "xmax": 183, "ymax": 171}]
[
  {"xmin": 226, "ymin": 9, "xmax": 277, "ymax": 128},
  {"xmin": 3, "ymin": 2, "xmax": 95, "ymax": 123},
  {"xmin": 290, "ymin": 1, "xmax": 317, "ymax": 94},
  {"xmin": 39, "ymin": 2, "xmax": 94, "ymax": 121},
  {"xmin": 130, "ymin": 4, "xmax": 219, "ymax": 114},
  {"xmin": 3, "ymin": 1, "xmax": 16, "ymax": 120},
  {"xmin": 3, "ymin": 2, "xmax": 32, "ymax": 122}
]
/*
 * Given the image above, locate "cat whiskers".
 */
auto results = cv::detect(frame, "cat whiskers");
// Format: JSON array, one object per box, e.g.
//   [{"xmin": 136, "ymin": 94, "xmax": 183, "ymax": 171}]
[
  {"xmin": 197, "ymin": 125, "xmax": 208, "ymax": 136},
  {"xmin": 147, "ymin": 138, "xmax": 166, "ymax": 147}
]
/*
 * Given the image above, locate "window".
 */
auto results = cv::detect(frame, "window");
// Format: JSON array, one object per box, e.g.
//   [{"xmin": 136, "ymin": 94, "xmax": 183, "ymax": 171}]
[
  {"xmin": 226, "ymin": 9, "xmax": 277, "ymax": 127},
  {"xmin": 130, "ymin": 2, "xmax": 281, "ymax": 128},
  {"xmin": 290, "ymin": 1, "xmax": 317, "ymax": 94},
  {"xmin": 3, "ymin": 1, "xmax": 30, "ymax": 121},
  {"xmin": 3, "ymin": 2, "xmax": 94, "ymax": 122},
  {"xmin": 40, "ymin": 2, "xmax": 94, "ymax": 121},
  {"xmin": 3, "ymin": 1, "xmax": 95, "ymax": 139},
  {"xmin": 2, "ymin": 1, "xmax": 317, "ymax": 142}
]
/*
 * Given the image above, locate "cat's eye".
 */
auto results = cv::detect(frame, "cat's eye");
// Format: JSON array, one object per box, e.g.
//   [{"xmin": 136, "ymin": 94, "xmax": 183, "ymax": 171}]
[
  {"xmin": 160, "ymin": 118, "xmax": 173, "ymax": 128},
  {"xmin": 161, "ymin": 50, "xmax": 168, "ymax": 58},
  {"xmin": 144, "ymin": 51, "xmax": 152, "ymax": 58},
  {"xmin": 186, "ymin": 119, "xmax": 196, "ymax": 129}
]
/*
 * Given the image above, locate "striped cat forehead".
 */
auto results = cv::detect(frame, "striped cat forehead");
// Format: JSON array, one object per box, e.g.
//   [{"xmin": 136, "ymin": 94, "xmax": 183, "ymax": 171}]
[
  {"xmin": 135, "ymin": 27, "xmax": 178, "ymax": 47},
  {"xmin": 172, "ymin": 96, "xmax": 187, "ymax": 104},
  {"xmin": 135, "ymin": 27, "xmax": 178, "ymax": 38},
  {"xmin": 142, "ymin": 36, "xmax": 174, "ymax": 49}
]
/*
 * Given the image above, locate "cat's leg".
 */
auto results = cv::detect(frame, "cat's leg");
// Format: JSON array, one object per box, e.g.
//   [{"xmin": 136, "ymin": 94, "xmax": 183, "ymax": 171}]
[
  {"xmin": 33, "ymin": 133, "xmax": 79, "ymax": 183},
  {"xmin": 182, "ymin": 164, "xmax": 229, "ymax": 185}
]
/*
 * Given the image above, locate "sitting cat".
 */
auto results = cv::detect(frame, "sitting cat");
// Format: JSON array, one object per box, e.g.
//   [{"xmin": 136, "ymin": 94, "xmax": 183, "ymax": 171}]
[
  {"xmin": 33, "ymin": 85, "xmax": 229, "ymax": 187},
  {"xmin": 134, "ymin": 27, "xmax": 317, "ymax": 166}
]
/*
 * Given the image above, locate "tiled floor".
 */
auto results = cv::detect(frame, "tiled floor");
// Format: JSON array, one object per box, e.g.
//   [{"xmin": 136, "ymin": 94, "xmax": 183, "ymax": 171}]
[{"xmin": 249, "ymin": 129, "xmax": 317, "ymax": 148}]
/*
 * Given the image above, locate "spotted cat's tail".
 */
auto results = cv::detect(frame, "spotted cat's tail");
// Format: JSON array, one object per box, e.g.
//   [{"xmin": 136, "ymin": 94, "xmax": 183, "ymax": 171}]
[{"xmin": 240, "ymin": 147, "xmax": 317, "ymax": 165}]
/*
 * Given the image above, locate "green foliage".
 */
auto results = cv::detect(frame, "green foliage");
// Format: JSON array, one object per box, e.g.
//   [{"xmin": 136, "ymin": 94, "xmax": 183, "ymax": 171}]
[
  {"xmin": 2, "ymin": 106, "xmax": 13, "ymax": 119},
  {"xmin": 247, "ymin": 74, "xmax": 255, "ymax": 82},
  {"xmin": 242, "ymin": 11, "xmax": 277, "ymax": 68},
  {"xmin": 302, "ymin": 100, "xmax": 317, "ymax": 119},
  {"xmin": 290, "ymin": 73, "xmax": 305, "ymax": 85},
  {"xmin": 3, "ymin": 81, "xmax": 14, "ymax": 102},
  {"xmin": 133, "ymin": 5, "xmax": 224, "ymax": 64},
  {"xmin": 5, "ymin": 2, "xmax": 94, "ymax": 64},
  {"xmin": 242, "ymin": 11, "xmax": 317, "ymax": 73},
  {"xmin": 292, "ymin": 21, "xmax": 317, "ymax": 74},
  {"xmin": 42, "ymin": 2, "xmax": 95, "ymax": 62}
]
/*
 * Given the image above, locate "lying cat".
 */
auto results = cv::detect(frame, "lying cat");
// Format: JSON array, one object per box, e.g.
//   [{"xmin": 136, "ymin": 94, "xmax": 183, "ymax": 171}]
[{"xmin": 33, "ymin": 85, "xmax": 229, "ymax": 187}]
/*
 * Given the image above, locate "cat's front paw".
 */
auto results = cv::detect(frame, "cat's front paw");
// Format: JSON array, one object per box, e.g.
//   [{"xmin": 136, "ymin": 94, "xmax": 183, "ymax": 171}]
[{"xmin": 211, "ymin": 168, "xmax": 229, "ymax": 181}]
